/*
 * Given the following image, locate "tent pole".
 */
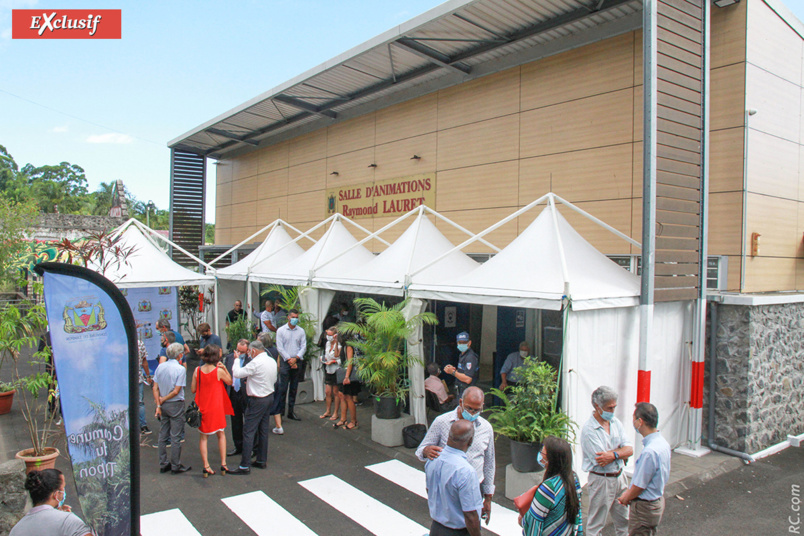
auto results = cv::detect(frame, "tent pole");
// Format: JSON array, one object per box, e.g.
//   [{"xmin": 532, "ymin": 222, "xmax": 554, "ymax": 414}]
[
  {"xmin": 208, "ymin": 220, "xmax": 278, "ymax": 266},
  {"xmin": 424, "ymin": 206, "xmax": 501, "ymax": 253},
  {"xmin": 552, "ymin": 194, "xmax": 641, "ymax": 249},
  {"xmin": 131, "ymin": 219, "xmax": 214, "ymax": 270}
]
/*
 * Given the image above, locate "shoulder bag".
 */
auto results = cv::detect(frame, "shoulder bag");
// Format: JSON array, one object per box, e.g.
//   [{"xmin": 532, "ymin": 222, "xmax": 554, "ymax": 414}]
[{"xmin": 185, "ymin": 368, "xmax": 202, "ymax": 428}]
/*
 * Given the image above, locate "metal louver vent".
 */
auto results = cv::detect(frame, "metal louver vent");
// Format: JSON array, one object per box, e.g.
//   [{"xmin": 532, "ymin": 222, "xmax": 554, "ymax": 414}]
[{"xmin": 169, "ymin": 150, "xmax": 206, "ymax": 268}]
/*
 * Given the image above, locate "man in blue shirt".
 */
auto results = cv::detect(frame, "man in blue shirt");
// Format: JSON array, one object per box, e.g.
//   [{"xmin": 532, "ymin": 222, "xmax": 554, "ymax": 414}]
[
  {"xmin": 272, "ymin": 309, "xmax": 307, "ymax": 425},
  {"xmin": 617, "ymin": 402, "xmax": 671, "ymax": 535},
  {"xmin": 425, "ymin": 419, "xmax": 482, "ymax": 536},
  {"xmin": 196, "ymin": 322, "xmax": 222, "ymax": 359},
  {"xmin": 224, "ymin": 339, "xmax": 251, "ymax": 456},
  {"xmin": 153, "ymin": 342, "xmax": 191, "ymax": 474}
]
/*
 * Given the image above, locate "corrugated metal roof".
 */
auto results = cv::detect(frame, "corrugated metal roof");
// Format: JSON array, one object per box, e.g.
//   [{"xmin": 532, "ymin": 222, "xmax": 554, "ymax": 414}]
[{"xmin": 169, "ymin": 0, "xmax": 643, "ymax": 158}]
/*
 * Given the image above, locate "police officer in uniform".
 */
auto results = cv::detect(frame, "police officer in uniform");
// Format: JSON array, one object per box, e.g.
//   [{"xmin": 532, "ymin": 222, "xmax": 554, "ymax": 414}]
[{"xmin": 443, "ymin": 331, "xmax": 479, "ymax": 399}]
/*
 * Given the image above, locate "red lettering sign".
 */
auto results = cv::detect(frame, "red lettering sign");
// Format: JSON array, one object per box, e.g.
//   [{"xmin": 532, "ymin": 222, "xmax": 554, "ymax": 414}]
[{"xmin": 12, "ymin": 10, "xmax": 122, "ymax": 39}]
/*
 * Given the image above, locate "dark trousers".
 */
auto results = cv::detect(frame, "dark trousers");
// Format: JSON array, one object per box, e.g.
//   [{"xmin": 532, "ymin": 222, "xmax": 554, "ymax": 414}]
[
  {"xmin": 158, "ymin": 400, "xmax": 185, "ymax": 470},
  {"xmin": 229, "ymin": 391, "xmax": 247, "ymax": 451},
  {"xmin": 430, "ymin": 520, "xmax": 469, "ymax": 536},
  {"xmin": 271, "ymin": 361, "xmax": 301, "ymax": 416},
  {"xmin": 240, "ymin": 394, "xmax": 273, "ymax": 469}
]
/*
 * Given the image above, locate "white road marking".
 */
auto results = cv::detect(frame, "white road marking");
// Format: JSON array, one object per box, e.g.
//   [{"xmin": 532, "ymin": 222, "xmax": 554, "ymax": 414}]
[
  {"xmin": 366, "ymin": 459, "xmax": 522, "ymax": 536},
  {"xmin": 140, "ymin": 508, "xmax": 202, "ymax": 536},
  {"xmin": 299, "ymin": 474, "xmax": 428, "ymax": 536},
  {"xmin": 222, "ymin": 490, "xmax": 318, "ymax": 536}
]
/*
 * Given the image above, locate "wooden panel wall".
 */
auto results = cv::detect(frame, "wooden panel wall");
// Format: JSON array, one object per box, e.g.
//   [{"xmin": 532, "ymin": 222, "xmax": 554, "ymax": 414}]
[{"xmin": 652, "ymin": 0, "xmax": 706, "ymax": 301}]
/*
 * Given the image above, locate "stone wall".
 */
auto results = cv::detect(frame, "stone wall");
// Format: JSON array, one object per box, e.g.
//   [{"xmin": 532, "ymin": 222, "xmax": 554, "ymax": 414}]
[
  {"xmin": 0, "ymin": 459, "xmax": 29, "ymax": 536},
  {"xmin": 29, "ymin": 213, "xmax": 125, "ymax": 242},
  {"xmin": 705, "ymin": 302, "xmax": 804, "ymax": 453}
]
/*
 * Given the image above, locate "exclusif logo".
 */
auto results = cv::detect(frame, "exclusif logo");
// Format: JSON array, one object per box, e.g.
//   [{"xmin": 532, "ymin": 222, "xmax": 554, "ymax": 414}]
[{"xmin": 12, "ymin": 9, "xmax": 121, "ymax": 39}]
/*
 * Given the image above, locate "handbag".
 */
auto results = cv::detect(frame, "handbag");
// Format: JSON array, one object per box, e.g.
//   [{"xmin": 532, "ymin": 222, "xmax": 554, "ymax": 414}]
[
  {"xmin": 513, "ymin": 484, "xmax": 538, "ymax": 516},
  {"xmin": 185, "ymin": 368, "xmax": 202, "ymax": 428}
]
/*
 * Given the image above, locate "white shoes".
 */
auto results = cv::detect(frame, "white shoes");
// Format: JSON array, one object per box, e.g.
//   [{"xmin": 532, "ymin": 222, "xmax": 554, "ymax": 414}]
[{"xmin": 272, "ymin": 427, "xmax": 284, "ymax": 435}]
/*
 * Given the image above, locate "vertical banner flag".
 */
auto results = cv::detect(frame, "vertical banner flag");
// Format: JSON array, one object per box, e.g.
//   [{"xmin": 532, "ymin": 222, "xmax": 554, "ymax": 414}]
[{"xmin": 35, "ymin": 262, "xmax": 139, "ymax": 536}]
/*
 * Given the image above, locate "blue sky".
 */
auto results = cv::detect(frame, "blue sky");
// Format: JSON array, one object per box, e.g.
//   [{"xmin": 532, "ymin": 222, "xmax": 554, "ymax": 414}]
[{"xmin": 2, "ymin": 0, "xmax": 804, "ymax": 225}]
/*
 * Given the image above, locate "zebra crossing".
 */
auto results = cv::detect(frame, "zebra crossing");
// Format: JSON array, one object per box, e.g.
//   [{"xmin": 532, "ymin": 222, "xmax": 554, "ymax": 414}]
[{"xmin": 140, "ymin": 460, "xmax": 522, "ymax": 536}]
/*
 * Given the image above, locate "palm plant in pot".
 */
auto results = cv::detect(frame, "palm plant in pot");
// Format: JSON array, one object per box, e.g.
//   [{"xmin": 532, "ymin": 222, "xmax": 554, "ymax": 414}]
[
  {"xmin": 487, "ymin": 357, "xmax": 575, "ymax": 473},
  {"xmin": 339, "ymin": 297, "xmax": 438, "ymax": 419},
  {"xmin": 0, "ymin": 299, "xmax": 62, "ymax": 472}
]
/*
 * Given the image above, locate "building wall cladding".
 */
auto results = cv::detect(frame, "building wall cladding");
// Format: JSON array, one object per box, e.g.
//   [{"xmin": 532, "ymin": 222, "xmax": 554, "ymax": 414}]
[
  {"xmin": 215, "ymin": 0, "xmax": 803, "ymax": 293},
  {"xmin": 706, "ymin": 302, "xmax": 804, "ymax": 453}
]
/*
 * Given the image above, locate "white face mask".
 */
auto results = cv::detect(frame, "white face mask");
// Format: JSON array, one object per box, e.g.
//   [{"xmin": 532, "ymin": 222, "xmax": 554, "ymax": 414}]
[
  {"xmin": 326, "ymin": 335, "xmax": 334, "ymax": 341},
  {"xmin": 519, "ymin": 350, "xmax": 528, "ymax": 358}
]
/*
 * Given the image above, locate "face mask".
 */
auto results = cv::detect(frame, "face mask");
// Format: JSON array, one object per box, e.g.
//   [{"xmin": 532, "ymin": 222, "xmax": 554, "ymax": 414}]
[
  {"xmin": 326, "ymin": 335, "xmax": 333, "ymax": 341},
  {"xmin": 601, "ymin": 410, "xmax": 615, "ymax": 422},
  {"xmin": 57, "ymin": 489, "xmax": 66, "ymax": 508},
  {"xmin": 519, "ymin": 350, "xmax": 528, "ymax": 358},
  {"xmin": 537, "ymin": 451, "xmax": 546, "ymax": 469},
  {"xmin": 462, "ymin": 409, "xmax": 479, "ymax": 422},
  {"xmin": 633, "ymin": 420, "xmax": 641, "ymax": 433},
  {"xmin": 457, "ymin": 344, "xmax": 468, "ymax": 353},
  {"xmin": 290, "ymin": 317, "xmax": 299, "ymax": 326}
]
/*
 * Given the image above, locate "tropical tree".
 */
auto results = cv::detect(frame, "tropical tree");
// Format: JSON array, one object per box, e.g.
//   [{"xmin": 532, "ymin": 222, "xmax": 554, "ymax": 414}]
[
  {"xmin": 0, "ymin": 197, "xmax": 38, "ymax": 287},
  {"xmin": 339, "ymin": 297, "xmax": 438, "ymax": 399}
]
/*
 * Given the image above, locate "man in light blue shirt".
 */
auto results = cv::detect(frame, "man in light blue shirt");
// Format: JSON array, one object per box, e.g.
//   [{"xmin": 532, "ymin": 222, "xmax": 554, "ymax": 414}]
[
  {"xmin": 272, "ymin": 309, "xmax": 307, "ymax": 424},
  {"xmin": 618, "ymin": 402, "xmax": 671, "ymax": 535},
  {"xmin": 153, "ymin": 342, "xmax": 191, "ymax": 474},
  {"xmin": 425, "ymin": 419, "xmax": 482, "ymax": 536}
]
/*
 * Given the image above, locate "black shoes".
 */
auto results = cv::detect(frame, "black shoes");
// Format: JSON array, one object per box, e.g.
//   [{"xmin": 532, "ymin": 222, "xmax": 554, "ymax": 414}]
[
  {"xmin": 159, "ymin": 465, "xmax": 171, "ymax": 473},
  {"xmin": 227, "ymin": 467, "xmax": 251, "ymax": 475},
  {"xmin": 252, "ymin": 462, "xmax": 267, "ymax": 469},
  {"xmin": 171, "ymin": 465, "xmax": 192, "ymax": 474},
  {"xmin": 227, "ymin": 449, "xmax": 242, "ymax": 457},
  {"xmin": 286, "ymin": 412, "xmax": 301, "ymax": 421}
]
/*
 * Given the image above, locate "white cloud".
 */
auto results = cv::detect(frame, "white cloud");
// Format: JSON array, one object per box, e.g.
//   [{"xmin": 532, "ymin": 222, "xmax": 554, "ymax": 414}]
[
  {"xmin": 86, "ymin": 133, "xmax": 134, "ymax": 144},
  {"xmin": 49, "ymin": 125, "xmax": 68, "ymax": 133}
]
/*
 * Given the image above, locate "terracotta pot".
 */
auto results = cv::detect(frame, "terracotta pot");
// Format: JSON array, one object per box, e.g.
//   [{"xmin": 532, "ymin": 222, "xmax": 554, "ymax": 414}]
[
  {"xmin": 15, "ymin": 447, "xmax": 60, "ymax": 474},
  {"xmin": 0, "ymin": 389, "xmax": 15, "ymax": 415}
]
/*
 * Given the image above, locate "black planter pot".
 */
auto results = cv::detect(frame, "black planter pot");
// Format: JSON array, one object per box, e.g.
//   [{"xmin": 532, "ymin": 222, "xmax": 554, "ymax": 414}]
[
  {"xmin": 374, "ymin": 395, "xmax": 403, "ymax": 419},
  {"xmin": 510, "ymin": 439, "xmax": 543, "ymax": 473}
]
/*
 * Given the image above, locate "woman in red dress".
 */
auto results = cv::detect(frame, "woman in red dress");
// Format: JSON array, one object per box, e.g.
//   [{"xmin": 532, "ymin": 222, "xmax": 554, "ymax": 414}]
[{"xmin": 191, "ymin": 344, "xmax": 234, "ymax": 477}]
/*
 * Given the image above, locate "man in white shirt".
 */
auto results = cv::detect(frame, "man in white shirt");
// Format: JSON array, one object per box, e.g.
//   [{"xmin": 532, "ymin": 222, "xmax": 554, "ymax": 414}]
[
  {"xmin": 228, "ymin": 340, "xmax": 278, "ymax": 475},
  {"xmin": 581, "ymin": 385, "xmax": 633, "ymax": 536},
  {"xmin": 272, "ymin": 309, "xmax": 307, "ymax": 423},
  {"xmin": 255, "ymin": 300, "xmax": 277, "ymax": 334}
]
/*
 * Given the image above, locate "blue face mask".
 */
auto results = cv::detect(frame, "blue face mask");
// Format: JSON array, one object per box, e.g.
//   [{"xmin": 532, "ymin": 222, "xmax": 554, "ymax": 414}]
[
  {"xmin": 457, "ymin": 343, "xmax": 468, "ymax": 353},
  {"xmin": 462, "ymin": 409, "xmax": 479, "ymax": 422},
  {"xmin": 57, "ymin": 489, "xmax": 66, "ymax": 509},
  {"xmin": 601, "ymin": 410, "xmax": 614, "ymax": 422},
  {"xmin": 537, "ymin": 451, "xmax": 546, "ymax": 468},
  {"xmin": 289, "ymin": 317, "xmax": 299, "ymax": 326}
]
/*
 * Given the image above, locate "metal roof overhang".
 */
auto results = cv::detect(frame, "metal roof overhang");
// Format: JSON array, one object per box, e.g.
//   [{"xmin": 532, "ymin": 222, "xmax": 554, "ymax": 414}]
[{"xmin": 169, "ymin": 0, "xmax": 643, "ymax": 160}]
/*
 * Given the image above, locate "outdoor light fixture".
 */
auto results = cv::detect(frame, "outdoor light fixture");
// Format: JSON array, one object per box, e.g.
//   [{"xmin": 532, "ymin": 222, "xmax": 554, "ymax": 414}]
[
  {"xmin": 712, "ymin": 0, "xmax": 740, "ymax": 7},
  {"xmin": 411, "ymin": 155, "xmax": 421, "ymax": 160},
  {"xmin": 368, "ymin": 163, "xmax": 377, "ymax": 168},
  {"xmin": 751, "ymin": 233, "xmax": 761, "ymax": 257},
  {"xmin": 330, "ymin": 171, "xmax": 339, "ymax": 176}
]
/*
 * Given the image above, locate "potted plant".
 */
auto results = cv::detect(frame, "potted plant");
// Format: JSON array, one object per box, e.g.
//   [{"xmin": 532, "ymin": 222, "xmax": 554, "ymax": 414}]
[
  {"xmin": 0, "ymin": 299, "xmax": 62, "ymax": 472},
  {"xmin": 340, "ymin": 297, "xmax": 438, "ymax": 419},
  {"xmin": 487, "ymin": 357, "xmax": 575, "ymax": 472},
  {"xmin": 0, "ymin": 380, "xmax": 15, "ymax": 415},
  {"xmin": 225, "ymin": 316, "xmax": 253, "ymax": 349},
  {"xmin": 262, "ymin": 285, "xmax": 319, "ymax": 365}
]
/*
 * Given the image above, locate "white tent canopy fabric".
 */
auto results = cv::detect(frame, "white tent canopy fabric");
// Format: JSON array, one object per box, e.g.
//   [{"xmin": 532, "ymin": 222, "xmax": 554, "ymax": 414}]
[
  {"xmin": 215, "ymin": 223, "xmax": 305, "ymax": 281},
  {"xmin": 249, "ymin": 217, "xmax": 375, "ymax": 287},
  {"xmin": 92, "ymin": 223, "xmax": 215, "ymax": 288},
  {"xmin": 408, "ymin": 199, "xmax": 640, "ymax": 311},
  {"xmin": 314, "ymin": 211, "xmax": 479, "ymax": 296}
]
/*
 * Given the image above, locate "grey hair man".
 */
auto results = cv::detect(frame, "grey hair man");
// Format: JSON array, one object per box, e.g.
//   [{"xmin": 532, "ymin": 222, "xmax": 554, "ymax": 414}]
[
  {"xmin": 618, "ymin": 403, "xmax": 671, "ymax": 536},
  {"xmin": 416, "ymin": 386, "xmax": 495, "ymax": 525},
  {"xmin": 425, "ymin": 419, "xmax": 482, "ymax": 536},
  {"xmin": 228, "ymin": 340, "xmax": 278, "ymax": 475},
  {"xmin": 500, "ymin": 341, "xmax": 531, "ymax": 390},
  {"xmin": 153, "ymin": 342, "xmax": 191, "ymax": 474},
  {"xmin": 581, "ymin": 386, "xmax": 633, "ymax": 536}
]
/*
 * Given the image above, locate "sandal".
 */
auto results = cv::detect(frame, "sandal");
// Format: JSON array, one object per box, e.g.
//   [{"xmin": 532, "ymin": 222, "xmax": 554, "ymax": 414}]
[
  {"xmin": 202, "ymin": 466, "xmax": 215, "ymax": 478},
  {"xmin": 345, "ymin": 422, "xmax": 359, "ymax": 430},
  {"xmin": 220, "ymin": 465, "xmax": 229, "ymax": 475},
  {"xmin": 320, "ymin": 413, "xmax": 332, "ymax": 419},
  {"xmin": 333, "ymin": 421, "xmax": 346, "ymax": 429},
  {"xmin": 329, "ymin": 414, "xmax": 339, "ymax": 421}
]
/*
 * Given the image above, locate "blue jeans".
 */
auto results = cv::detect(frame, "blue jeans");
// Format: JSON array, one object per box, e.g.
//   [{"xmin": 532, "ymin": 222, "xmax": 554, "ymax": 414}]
[{"xmin": 138, "ymin": 383, "xmax": 147, "ymax": 428}]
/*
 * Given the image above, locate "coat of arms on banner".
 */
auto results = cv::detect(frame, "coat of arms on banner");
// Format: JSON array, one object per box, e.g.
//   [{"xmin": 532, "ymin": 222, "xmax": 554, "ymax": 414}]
[
  {"xmin": 137, "ymin": 300, "xmax": 151, "ymax": 312},
  {"xmin": 158, "ymin": 286, "xmax": 171, "ymax": 295},
  {"xmin": 119, "ymin": 288, "xmax": 127, "ymax": 296},
  {"xmin": 62, "ymin": 298, "xmax": 107, "ymax": 334},
  {"xmin": 159, "ymin": 309, "xmax": 172, "ymax": 321},
  {"xmin": 143, "ymin": 327, "xmax": 153, "ymax": 339}
]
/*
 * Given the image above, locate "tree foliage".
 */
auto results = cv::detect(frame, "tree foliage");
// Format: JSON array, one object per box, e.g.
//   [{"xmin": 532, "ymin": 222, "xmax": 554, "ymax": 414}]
[
  {"xmin": 0, "ymin": 197, "xmax": 39, "ymax": 286},
  {"xmin": 0, "ymin": 145, "xmax": 171, "ymax": 229}
]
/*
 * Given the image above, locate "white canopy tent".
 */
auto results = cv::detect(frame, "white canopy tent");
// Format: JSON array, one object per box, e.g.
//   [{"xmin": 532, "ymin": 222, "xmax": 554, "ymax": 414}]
[{"xmin": 402, "ymin": 194, "xmax": 692, "ymax": 484}]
